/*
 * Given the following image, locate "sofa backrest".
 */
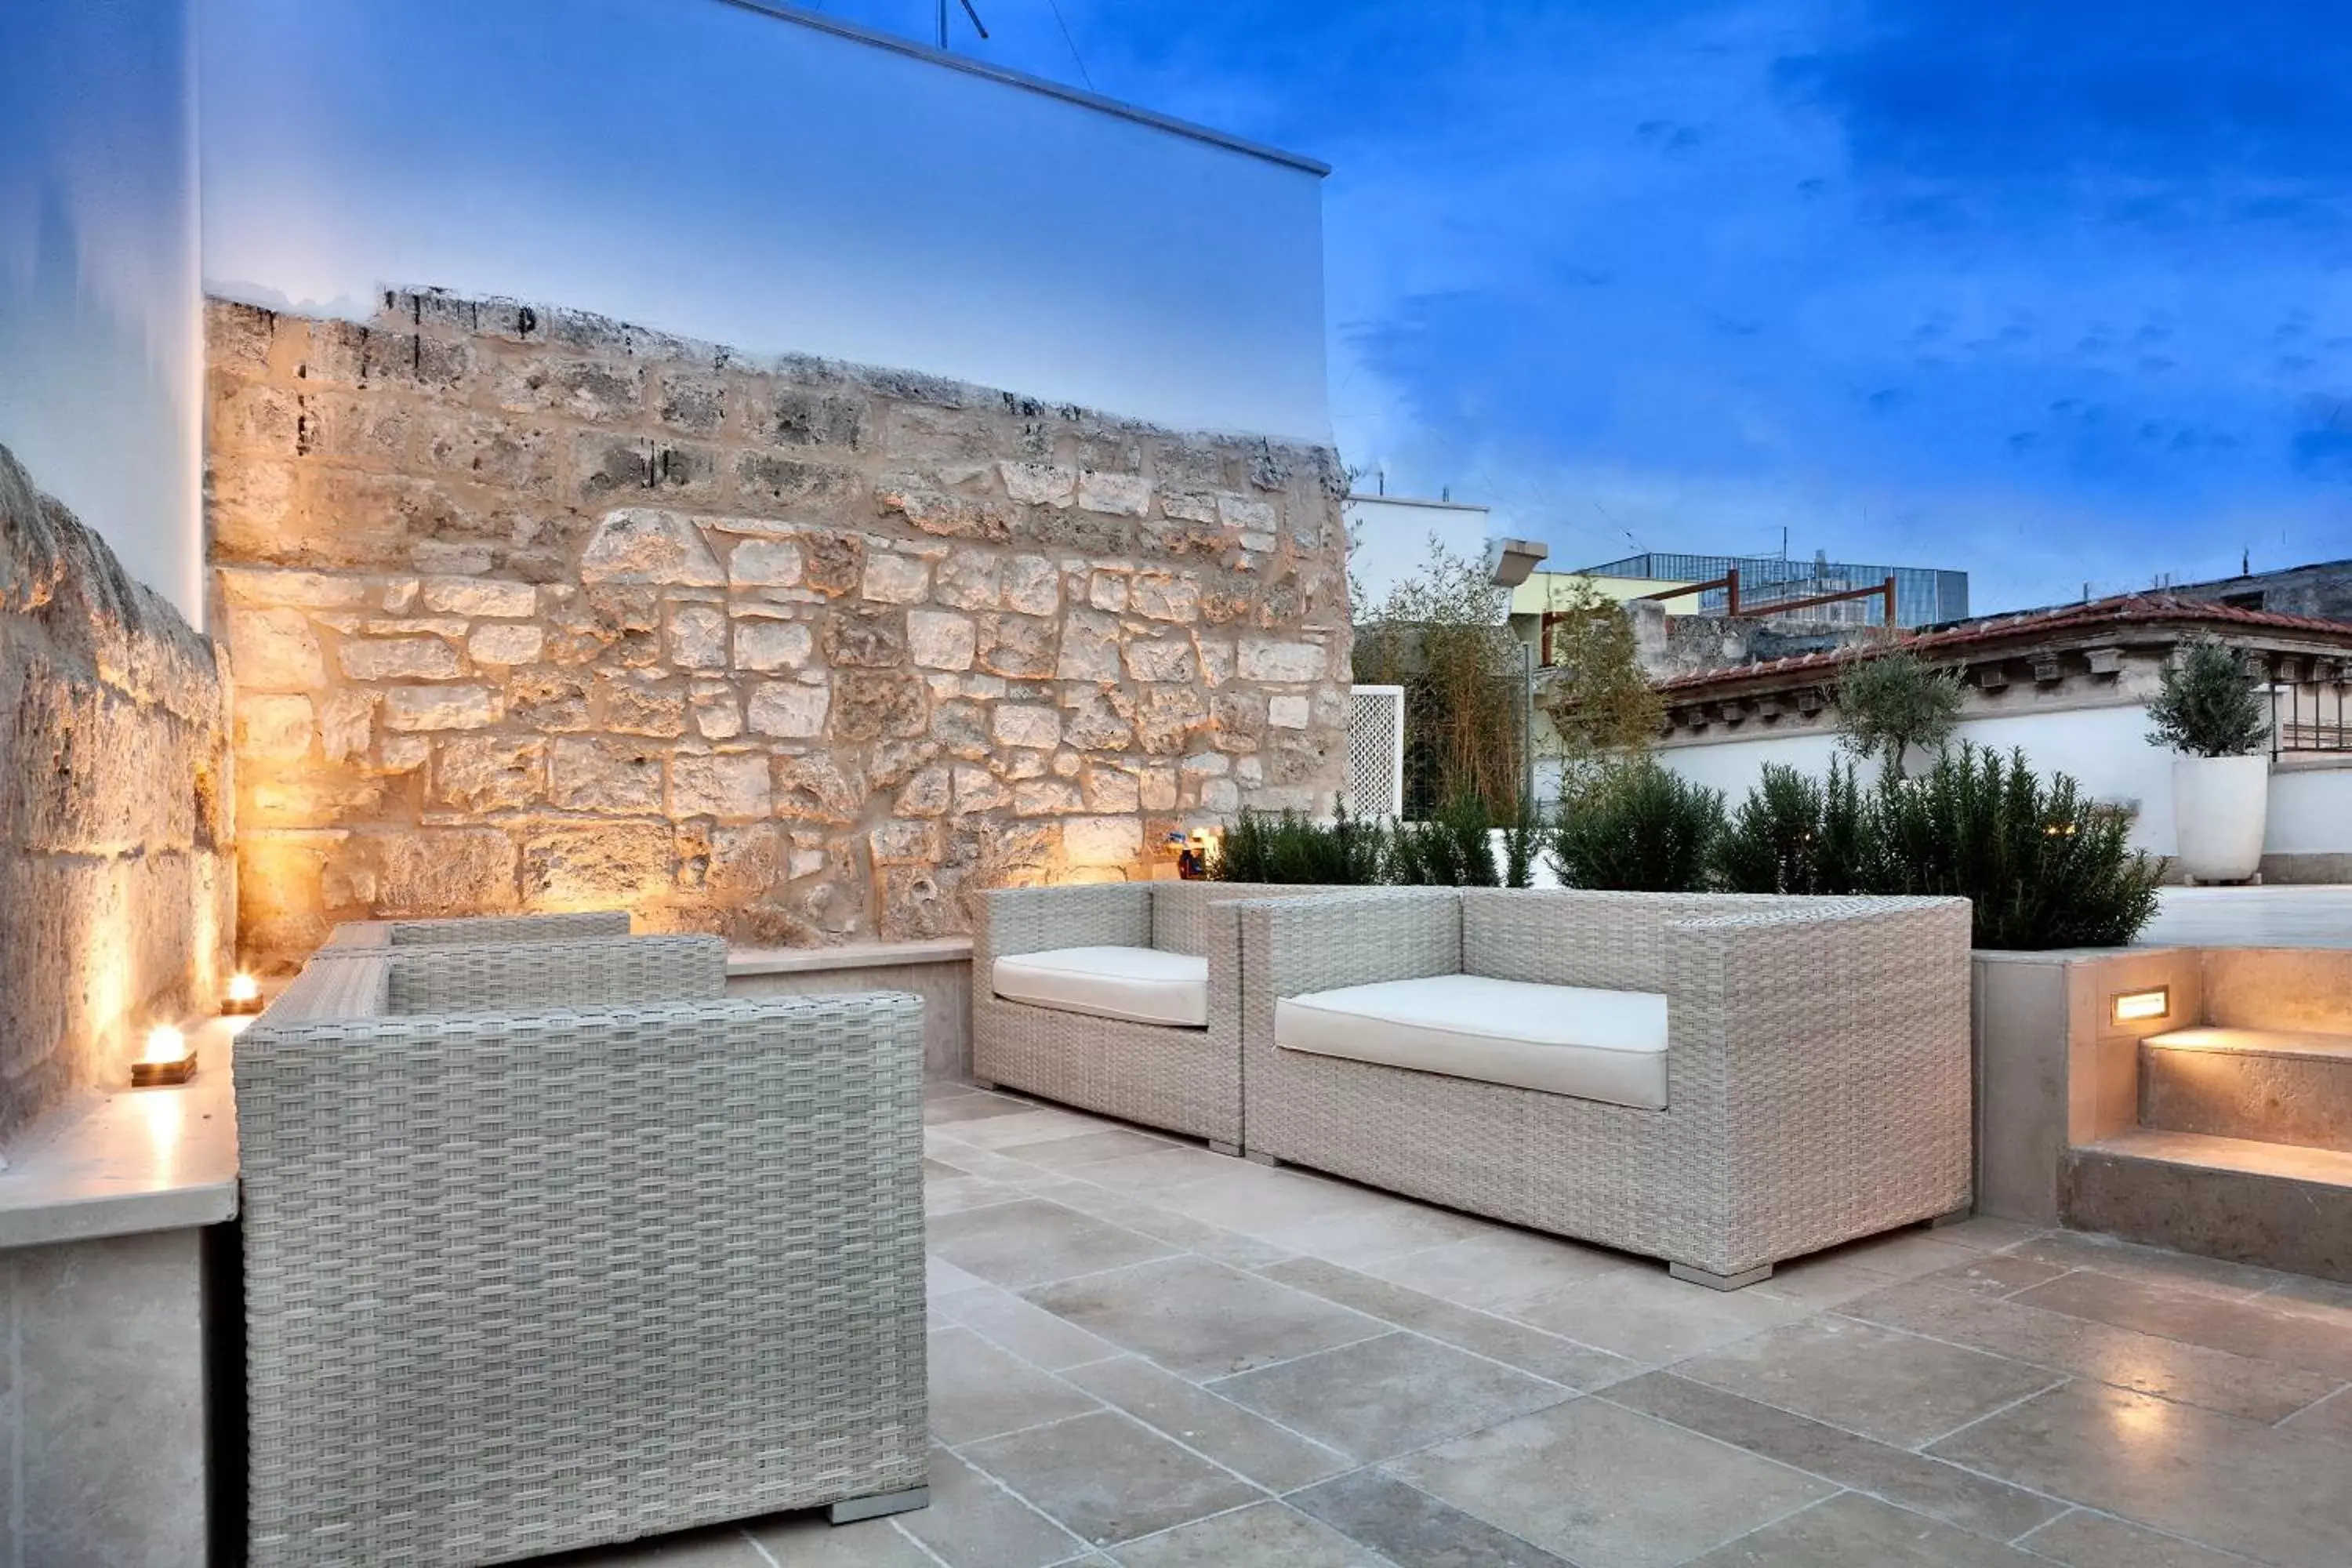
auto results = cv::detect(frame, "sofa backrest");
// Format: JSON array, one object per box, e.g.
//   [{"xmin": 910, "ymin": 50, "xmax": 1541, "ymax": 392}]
[
  {"xmin": 1150, "ymin": 881, "xmax": 1357, "ymax": 956},
  {"xmin": 1463, "ymin": 889, "xmax": 1808, "ymax": 990},
  {"xmin": 383, "ymin": 935, "xmax": 728, "ymax": 1014}
]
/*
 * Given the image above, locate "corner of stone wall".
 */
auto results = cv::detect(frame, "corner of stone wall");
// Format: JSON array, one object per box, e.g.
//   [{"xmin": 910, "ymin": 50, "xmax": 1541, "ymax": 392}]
[
  {"xmin": 1, "ymin": 443, "xmax": 234, "ymax": 1142},
  {"xmin": 205, "ymin": 288, "xmax": 1351, "ymax": 961}
]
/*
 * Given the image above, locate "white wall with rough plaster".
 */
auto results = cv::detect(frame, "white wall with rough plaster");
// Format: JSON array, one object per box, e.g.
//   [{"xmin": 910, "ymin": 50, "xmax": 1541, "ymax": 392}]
[
  {"xmin": 0, "ymin": 0, "xmax": 204, "ymax": 621},
  {"xmin": 197, "ymin": 0, "xmax": 1331, "ymax": 445},
  {"xmin": 1650, "ymin": 702, "xmax": 2352, "ymax": 862}
]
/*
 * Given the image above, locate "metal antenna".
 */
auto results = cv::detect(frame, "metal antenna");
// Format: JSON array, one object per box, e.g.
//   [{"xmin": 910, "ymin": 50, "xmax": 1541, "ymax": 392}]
[{"xmin": 938, "ymin": 0, "xmax": 989, "ymax": 49}]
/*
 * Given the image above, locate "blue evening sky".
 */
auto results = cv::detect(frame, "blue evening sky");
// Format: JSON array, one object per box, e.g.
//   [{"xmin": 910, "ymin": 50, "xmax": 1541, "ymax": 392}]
[{"xmin": 809, "ymin": 0, "xmax": 2352, "ymax": 612}]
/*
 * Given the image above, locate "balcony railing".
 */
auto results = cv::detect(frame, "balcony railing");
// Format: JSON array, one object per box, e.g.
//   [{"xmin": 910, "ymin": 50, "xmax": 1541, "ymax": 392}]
[{"xmin": 2269, "ymin": 655, "xmax": 2352, "ymax": 757}]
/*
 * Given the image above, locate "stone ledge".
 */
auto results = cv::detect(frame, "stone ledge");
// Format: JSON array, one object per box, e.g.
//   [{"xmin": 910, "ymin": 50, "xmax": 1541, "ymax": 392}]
[
  {"xmin": 0, "ymin": 1018, "xmax": 241, "ymax": 1252},
  {"xmin": 727, "ymin": 937, "xmax": 972, "ymax": 977}
]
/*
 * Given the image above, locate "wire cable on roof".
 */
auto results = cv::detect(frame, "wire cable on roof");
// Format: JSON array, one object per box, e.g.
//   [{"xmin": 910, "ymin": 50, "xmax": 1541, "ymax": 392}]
[{"xmin": 1044, "ymin": 0, "xmax": 1094, "ymax": 89}]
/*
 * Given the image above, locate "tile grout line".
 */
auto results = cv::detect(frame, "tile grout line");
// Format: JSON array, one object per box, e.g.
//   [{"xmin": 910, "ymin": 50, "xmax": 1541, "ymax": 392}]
[
  {"xmin": 2010, "ymin": 1504, "xmax": 2274, "ymax": 1566},
  {"xmin": 1585, "ymin": 1374, "xmax": 2084, "ymax": 1534},
  {"xmin": 1291, "ymin": 1457, "xmax": 1595, "ymax": 1568},
  {"xmin": 2269, "ymin": 1378, "xmax": 2352, "ymax": 1430},
  {"xmin": 1820, "ymin": 1292, "xmax": 2347, "ymax": 1428},
  {"xmin": 932, "ymin": 1284, "xmax": 1341, "ymax": 1504},
  {"xmin": 1659, "ymin": 1486, "xmax": 1862, "ymax": 1568},
  {"xmin": 1243, "ymin": 1254, "xmax": 1651, "ymax": 1372},
  {"xmin": 1899, "ymin": 1370, "xmax": 2078, "ymax": 1455}
]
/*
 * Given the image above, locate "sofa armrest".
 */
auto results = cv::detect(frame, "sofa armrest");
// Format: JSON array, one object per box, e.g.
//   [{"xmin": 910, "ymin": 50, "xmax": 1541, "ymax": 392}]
[
  {"xmin": 978, "ymin": 884, "xmax": 1153, "ymax": 969},
  {"xmin": 382, "ymin": 935, "xmax": 728, "ymax": 1014},
  {"xmin": 1660, "ymin": 895, "xmax": 1973, "ymax": 1156}
]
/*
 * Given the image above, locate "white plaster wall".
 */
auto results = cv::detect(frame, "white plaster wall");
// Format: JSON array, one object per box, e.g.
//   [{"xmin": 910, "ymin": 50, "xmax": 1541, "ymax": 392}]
[
  {"xmin": 0, "ymin": 0, "xmax": 204, "ymax": 622},
  {"xmin": 1652, "ymin": 702, "xmax": 2352, "ymax": 861},
  {"xmin": 196, "ymin": 0, "xmax": 1330, "ymax": 443},
  {"xmin": 2267, "ymin": 764, "xmax": 2352, "ymax": 855},
  {"xmin": 1348, "ymin": 495, "xmax": 1493, "ymax": 610}
]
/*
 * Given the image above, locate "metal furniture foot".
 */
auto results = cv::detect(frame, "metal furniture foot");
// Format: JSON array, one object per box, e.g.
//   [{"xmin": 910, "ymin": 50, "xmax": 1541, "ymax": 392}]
[
  {"xmin": 1669, "ymin": 1261, "xmax": 1773, "ymax": 1291},
  {"xmin": 829, "ymin": 1486, "xmax": 931, "ymax": 1525},
  {"xmin": 1923, "ymin": 1207, "xmax": 1975, "ymax": 1229},
  {"xmin": 1243, "ymin": 1150, "xmax": 1282, "ymax": 1167},
  {"xmin": 1208, "ymin": 1140, "xmax": 1241, "ymax": 1158}
]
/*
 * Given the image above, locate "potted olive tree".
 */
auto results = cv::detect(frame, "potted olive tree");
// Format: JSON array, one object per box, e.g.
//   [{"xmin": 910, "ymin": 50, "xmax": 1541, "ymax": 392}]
[{"xmin": 2147, "ymin": 637, "xmax": 2271, "ymax": 883}]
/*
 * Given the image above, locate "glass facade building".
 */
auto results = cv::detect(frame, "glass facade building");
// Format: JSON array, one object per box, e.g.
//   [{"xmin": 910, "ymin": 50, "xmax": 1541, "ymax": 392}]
[{"xmin": 1580, "ymin": 552, "xmax": 1969, "ymax": 629}]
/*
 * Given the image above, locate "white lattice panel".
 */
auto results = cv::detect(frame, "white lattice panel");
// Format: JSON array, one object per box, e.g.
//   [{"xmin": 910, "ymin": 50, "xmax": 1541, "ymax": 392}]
[{"xmin": 1346, "ymin": 684, "xmax": 1406, "ymax": 819}]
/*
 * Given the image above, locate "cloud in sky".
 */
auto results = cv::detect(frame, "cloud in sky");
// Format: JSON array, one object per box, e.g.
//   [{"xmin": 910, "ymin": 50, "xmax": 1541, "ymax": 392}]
[{"xmin": 818, "ymin": 0, "xmax": 2352, "ymax": 609}]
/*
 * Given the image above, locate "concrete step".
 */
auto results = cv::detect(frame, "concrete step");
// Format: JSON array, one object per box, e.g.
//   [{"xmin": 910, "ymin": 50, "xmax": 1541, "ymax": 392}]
[
  {"xmin": 2063, "ymin": 1129, "xmax": 2352, "ymax": 1283},
  {"xmin": 2140, "ymin": 1027, "xmax": 2352, "ymax": 1154},
  {"xmin": 2202, "ymin": 947, "xmax": 2352, "ymax": 1033}
]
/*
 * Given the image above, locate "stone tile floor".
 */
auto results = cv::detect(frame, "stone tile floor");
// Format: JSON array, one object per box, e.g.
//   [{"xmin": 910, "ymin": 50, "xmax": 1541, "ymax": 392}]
[{"xmin": 556, "ymin": 1081, "xmax": 2352, "ymax": 1568}]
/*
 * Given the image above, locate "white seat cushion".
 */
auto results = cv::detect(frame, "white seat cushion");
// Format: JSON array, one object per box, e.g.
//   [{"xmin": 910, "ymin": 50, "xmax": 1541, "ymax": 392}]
[
  {"xmin": 1276, "ymin": 973, "xmax": 1669, "ymax": 1109},
  {"xmin": 993, "ymin": 946, "xmax": 1210, "ymax": 1028}
]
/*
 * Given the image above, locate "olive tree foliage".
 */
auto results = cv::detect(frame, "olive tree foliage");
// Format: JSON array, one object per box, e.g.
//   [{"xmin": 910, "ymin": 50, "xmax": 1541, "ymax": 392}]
[
  {"xmin": 1834, "ymin": 644, "xmax": 1966, "ymax": 779},
  {"xmin": 2146, "ymin": 637, "xmax": 2270, "ymax": 757},
  {"xmin": 1352, "ymin": 533, "xmax": 1528, "ymax": 816},
  {"xmin": 1530, "ymin": 575, "xmax": 1665, "ymax": 766}
]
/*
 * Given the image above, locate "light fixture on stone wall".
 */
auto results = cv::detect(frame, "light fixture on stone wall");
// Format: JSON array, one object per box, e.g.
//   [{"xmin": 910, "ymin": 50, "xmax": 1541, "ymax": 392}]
[
  {"xmin": 132, "ymin": 1025, "xmax": 198, "ymax": 1087},
  {"xmin": 2110, "ymin": 986, "xmax": 2170, "ymax": 1025},
  {"xmin": 223, "ymin": 971, "xmax": 263, "ymax": 1016}
]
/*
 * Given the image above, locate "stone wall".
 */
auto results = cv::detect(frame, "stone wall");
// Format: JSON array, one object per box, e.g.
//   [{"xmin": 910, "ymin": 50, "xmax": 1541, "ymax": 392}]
[
  {"xmin": 206, "ymin": 292, "xmax": 1350, "ymax": 960},
  {"xmin": 1, "ymin": 445, "xmax": 234, "ymax": 1143}
]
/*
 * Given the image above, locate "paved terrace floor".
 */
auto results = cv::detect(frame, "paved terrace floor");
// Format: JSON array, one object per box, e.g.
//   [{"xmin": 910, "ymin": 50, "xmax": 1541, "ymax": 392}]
[{"xmin": 555, "ymin": 1082, "xmax": 2352, "ymax": 1568}]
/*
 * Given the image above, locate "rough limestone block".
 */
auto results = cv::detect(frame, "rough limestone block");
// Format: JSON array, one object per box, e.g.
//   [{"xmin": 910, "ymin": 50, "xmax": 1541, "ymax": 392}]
[
  {"xmin": 380, "ymin": 686, "xmax": 497, "ymax": 731},
  {"xmin": 907, "ymin": 611, "xmax": 976, "ymax": 672},
  {"xmin": 340, "ymin": 637, "xmax": 463, "ymax": 681},
  {"xmin": 668, "ymin": 752, "xmax": 773, "ymax": 821},
  {"xmin": 579, "ymin": 509, "xmax": 725, "ymax": 586},
  {"xmin": 201, "ymin": 292, "xmax": 1349, "ymax": 956}
]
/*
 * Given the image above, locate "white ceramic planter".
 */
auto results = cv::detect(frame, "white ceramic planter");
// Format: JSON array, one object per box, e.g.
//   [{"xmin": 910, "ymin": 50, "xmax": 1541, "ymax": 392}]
[{"xmin": 2172, "ymin": 753, "xmax": 2270, "ymax": 883}]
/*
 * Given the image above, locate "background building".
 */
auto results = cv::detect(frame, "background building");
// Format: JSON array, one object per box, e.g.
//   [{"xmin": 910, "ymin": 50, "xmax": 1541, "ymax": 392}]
[{"xmin": 1582, "ymin": 550, "xmax": 1969, "ymax": 629}]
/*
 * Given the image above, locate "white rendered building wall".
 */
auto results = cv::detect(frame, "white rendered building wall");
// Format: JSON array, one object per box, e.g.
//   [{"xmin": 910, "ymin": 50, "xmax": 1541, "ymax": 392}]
[{"xmin": 197, "ymin": 0, "xmax": 1331, "ymax": 444}]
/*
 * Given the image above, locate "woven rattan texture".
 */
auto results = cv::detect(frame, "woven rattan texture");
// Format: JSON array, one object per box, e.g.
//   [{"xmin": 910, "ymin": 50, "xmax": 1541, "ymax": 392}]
[
  {"xmin": 974, "ymin": 884, "xmax": 1352, "ymax": 1144},
  {"xmin": 319, "ymin": 910, "xmax": 633, "ymax": 951},
  {"xmin": 237, "ymin": 960, "xmax": 927, "ymax": 1564},
  {"xmin": 381, "ymin": 935, "xmax": 727, "ymax": 1014},
  {"xmin": 1239, "ymin": 888, "xmax": 1973, "ymax": 1278}
]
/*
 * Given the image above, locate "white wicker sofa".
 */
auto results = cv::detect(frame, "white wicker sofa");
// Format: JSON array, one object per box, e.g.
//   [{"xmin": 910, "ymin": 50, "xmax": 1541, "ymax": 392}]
[
  {"xmin": 236, "ymin": 932, "xmax": 928, "ymax": 1566},
  {"xmin": 1236, "ymin": 887, "xmax": 1975, "ymax": 1289},
  {"xmin": 973, "ymin": 882, "xmax": 1348, "ymax": 1151}
]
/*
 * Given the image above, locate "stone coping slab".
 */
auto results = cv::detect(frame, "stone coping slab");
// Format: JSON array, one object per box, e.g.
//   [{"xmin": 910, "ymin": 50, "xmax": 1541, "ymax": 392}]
[{"xmin": 0, "ymin": 1016, "xmax": 241, "ymax": 1251}]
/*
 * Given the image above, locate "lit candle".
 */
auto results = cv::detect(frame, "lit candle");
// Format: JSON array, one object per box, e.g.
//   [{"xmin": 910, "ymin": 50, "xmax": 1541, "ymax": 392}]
[
  {"xmin": 223, "ymin": 971, "xmax": 263, "ymax": 1016},
  {"xmin": 132, "ymin": 1025, "xmax": 198, "ymax": 1087}
]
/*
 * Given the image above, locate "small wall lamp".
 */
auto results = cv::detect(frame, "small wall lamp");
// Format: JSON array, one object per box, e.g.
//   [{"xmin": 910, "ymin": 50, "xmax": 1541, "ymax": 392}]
[
  {"xmin": 132, "ymin": 1025, "xmax": 198, "ymax": 1087},
  {"xmin": 2111, "ymin": 986, "xmax": 2171, "ymax": 1025}
]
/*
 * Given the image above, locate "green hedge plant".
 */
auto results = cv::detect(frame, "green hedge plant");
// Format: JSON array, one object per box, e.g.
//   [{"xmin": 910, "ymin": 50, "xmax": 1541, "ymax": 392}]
[
  {"xmin": 1547, "ymin": 760, "xmax": 1726, "ymax": 891},
  {"xmin": 1381, "ymin": 793, "xmax": 1502, "ymax": 887},
  {"xmin": 1211, "ymin": 806, "xmax": 1385, "ymax": 884}
]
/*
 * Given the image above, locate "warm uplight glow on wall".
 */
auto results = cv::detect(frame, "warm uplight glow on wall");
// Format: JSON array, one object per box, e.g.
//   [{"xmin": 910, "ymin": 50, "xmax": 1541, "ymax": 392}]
[{"xmin": 2111, "ymin": 986, "xmax": 2171, "ymax": 1025}]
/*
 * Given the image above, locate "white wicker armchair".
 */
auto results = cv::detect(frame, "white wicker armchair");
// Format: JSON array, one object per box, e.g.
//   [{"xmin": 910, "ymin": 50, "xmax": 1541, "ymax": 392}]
[
  {"xmin": 236, "ymin": 934, "xmax": 928, "ymax": 1565},
  {"xmin": 1236, "ymin": 887, "xmax": 1975, "ymax": 1287},
  {"xmin": 973, "ymin": 881, "xmax": 1352, "ymax": 1150}
]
